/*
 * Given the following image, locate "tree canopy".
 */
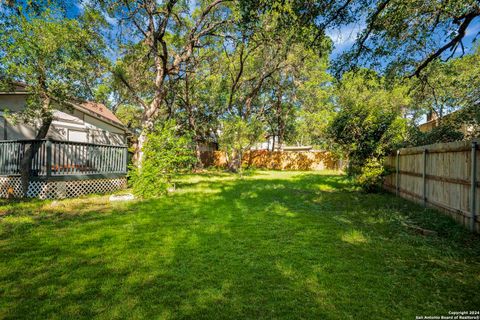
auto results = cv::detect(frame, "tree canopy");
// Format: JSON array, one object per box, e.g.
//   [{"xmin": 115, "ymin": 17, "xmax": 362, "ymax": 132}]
[
  {"xmin": 0, "ymin": 0, "xmax": 478, "ymax": 186},
  {"xmin": 0, "ymin": 6, "xmax": 107, "ymax": 129}
]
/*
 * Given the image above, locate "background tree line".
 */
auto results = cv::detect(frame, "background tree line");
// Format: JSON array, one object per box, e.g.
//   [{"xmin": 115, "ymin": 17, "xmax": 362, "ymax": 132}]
[{"xmin": 1, "ymin": 0, "xmax": 478, "ymax": 195}]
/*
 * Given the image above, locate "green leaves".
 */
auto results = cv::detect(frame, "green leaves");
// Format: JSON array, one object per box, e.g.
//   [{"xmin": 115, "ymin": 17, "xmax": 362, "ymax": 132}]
[
  {"xmin": 327, "ymin": 69, "xmax": 409, "ymax": 178},
  {"xmin": 131, "ymin": 120, "xmax": 197, "ymax": 198},
  {"xmin": 408, "ymin": 46, "xmax": 480, "ymax": 140},
  {"xmin": 219, "ymin": 116, "xmax": 263, "ymax": 153},
  {"xmin": 328, "ymin": 0, "xmax": 480, "ymax": 77},
  {"xmin": 218, "ymin": 116, "xmax": 263, "ymax": 170},
  {"xmin": 0, "ymin": 6, "xmax": 108, "ymax": 122}
]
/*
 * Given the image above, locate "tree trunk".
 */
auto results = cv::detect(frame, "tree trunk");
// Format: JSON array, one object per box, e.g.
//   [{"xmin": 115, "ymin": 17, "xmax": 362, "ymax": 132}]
[
  {"xmin": 278, "ymin": 128, "xmax": 284, "ymax": 151},
  {"xmin": 20, "ymin": 112, "xmax": 53, "ymax": 197},
  {"xmin": 134, "ymin": 90, "xmax": 166, "ymax": 166},
  {"xmin": 135, "ymin": 122, "xmax": 152, "ymax": 167},
  {"xmin": 184, "ymin": 72, "xmax": 204, "ymax": 169},
  {"xmin": 195, "ymin": 139, "xmax": 204, "ymax": 169},
  {"xmin": 276, "ymin": 90, "xmax": 284, "ymax": 151},
  {"xmin": 227, "ymin": 149, "xmax": 242, "ymax": 172}
]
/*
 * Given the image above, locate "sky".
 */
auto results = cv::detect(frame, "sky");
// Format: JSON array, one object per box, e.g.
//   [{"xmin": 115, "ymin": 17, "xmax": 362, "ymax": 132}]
[
  {"xmin": 326, "ymin": 23, "xmax": 364, "ymax": 59},
  {"xmin": 463, "ymin": 17, "xmax": 480, "ymax": 52}
]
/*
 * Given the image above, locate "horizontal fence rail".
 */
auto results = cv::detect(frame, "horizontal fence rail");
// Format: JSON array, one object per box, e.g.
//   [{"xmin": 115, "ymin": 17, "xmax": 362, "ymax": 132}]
[
  {"xmin": 384, "ymin": 139, "xmax": 479, "ymax": 233},
  {"xmin": 0, "ymin": 139, "xmax": 128, "ymax": 179}
]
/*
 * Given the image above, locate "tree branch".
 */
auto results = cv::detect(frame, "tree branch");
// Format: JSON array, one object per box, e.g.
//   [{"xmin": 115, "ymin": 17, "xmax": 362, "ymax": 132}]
[
  {"xmin": 116, "ymin": 73, "xmax": 148, "ymax": 110},
  {"xmin": 408, "ymin": 9, "xmax": 480, "ymax": 78},
  {"xmin": 352, "ymin": 0, "xmax": 392, "ymax": 61}
]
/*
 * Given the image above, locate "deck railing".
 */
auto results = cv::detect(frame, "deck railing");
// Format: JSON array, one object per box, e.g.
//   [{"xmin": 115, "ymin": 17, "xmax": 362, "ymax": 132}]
[{"xmin": 0, "ymin": 139, "xmax": 128, "ymax": 179}]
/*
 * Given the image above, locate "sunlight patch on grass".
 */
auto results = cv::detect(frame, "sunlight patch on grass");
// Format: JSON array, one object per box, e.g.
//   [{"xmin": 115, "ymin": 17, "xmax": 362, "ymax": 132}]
[
  {"xmin": 239, "ymin": 190, "xmax": 259, "ymax": 200},
  {"xmin": 2, "ymin": 215, "xmax": 35, "ymax": 225},
  {"xmin": 275, "ymin": 261, "xmax": 297, "ymax": 279},
  {"xmin": 315, "ymin": 183, "xmax": 340, "ymax": 192},
  {"xmin": 266, "ymin": 201, "xmax": 297, "ymax": 218},
  {"xmin": 194, "ymin": 280, "xmax": 232, "ymax": 307},
  {"xmin": 205, "ymin": 224, "xmax": 232, "ymax": 236},
  {"xmin": 0, "ymin": 215, "xmax": 36, "ymax": 235},
  {"xmin": 304, "ymin": 274, "xmax": 327, "ymax": 299},
  {"xmin": 333, "ymin": 216, "xmax": 352, "ymax": 225},
  {"xmin": 341, "ymin": 229, "xmax": 369, "ymax": 244}
]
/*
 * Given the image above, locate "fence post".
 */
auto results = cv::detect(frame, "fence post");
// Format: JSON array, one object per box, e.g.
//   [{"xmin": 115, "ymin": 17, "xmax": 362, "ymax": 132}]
[
  {"xmin": 46, "ymin": 140, "xmax": 52, "ymax": 178},
  {"xmin": 423, "ymin": 149, "xmax": 427, "ymax": 207},
  {"xmin": 396, "ymin": 150, "xmax": 400, "ymax": 196},
  {"xmin": 471, "ymin": 141, "xmax": 478, "ymax": 232}
]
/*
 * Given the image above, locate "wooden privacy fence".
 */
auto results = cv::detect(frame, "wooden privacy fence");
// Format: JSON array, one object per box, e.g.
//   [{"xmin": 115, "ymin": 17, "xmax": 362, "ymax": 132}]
[
  {"xmin": 0, "ymin": 139, "xmax": 128, "ymax": 179},
  {"xmin": 384, "ymin": 139, "xmax": 479, "ymax": 232},
  {"xmin": 200, "ymin": 150, "xmax": 342, "ymax": 171}
]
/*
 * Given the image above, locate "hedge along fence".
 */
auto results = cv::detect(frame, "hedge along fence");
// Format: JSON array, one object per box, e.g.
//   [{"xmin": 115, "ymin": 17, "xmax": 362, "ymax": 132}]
[
  {"xmin": 384, "ymin": 139, "xmax": 479, "ymax": 233},
  {"xmin": 200, "ymin": 150, "xmax": 343, "ymax": 171}
]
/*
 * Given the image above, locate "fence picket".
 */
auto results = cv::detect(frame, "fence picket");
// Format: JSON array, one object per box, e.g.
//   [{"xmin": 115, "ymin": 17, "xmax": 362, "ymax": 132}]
[{"xmin": 385, "ymin": 139, "xmax": 479, "ymax": 233}]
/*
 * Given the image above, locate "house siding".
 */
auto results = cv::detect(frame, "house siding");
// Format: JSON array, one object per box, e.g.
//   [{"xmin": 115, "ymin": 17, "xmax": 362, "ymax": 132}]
[
  {"xmin": 0, "ymin": 116, "xmax": 5, "ymax": 140},
  {"xmin": 0, "ymin": 94, "xmax": 28, "ymax": 112},
  {"xmin": 418, "ymin": 111, "xmax": 474, "ymax": 137},
  {"xmin": 48, "ymin": 110, "xmax": 125, "ymax": 145},
  {"xmin": 0, "ymin": 94, "xmax": 125, "ymax": 145}
]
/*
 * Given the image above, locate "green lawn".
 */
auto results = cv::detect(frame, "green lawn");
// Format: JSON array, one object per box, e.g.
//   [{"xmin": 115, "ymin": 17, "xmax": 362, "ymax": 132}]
[{"xmin": 1, "ymin": 171, "xmax": 479, "ymax": 319}]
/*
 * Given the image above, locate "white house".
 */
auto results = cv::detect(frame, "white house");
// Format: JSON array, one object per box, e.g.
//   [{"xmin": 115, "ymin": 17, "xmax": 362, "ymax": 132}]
[
  {"xmin": 0, "ymin": 82, "xmax": 126, "ymax": 145},
  {"xmin": 0, "ymin": 82, "xmax": 128, "ymax": 199}
]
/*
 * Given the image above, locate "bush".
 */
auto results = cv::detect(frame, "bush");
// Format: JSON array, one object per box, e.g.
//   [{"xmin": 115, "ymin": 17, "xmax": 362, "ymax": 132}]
[
  {"xmin": 130, "ymin": 120, "xmax": 196, "ymax": 198},
  {"xmin": 407, "ymin": 123, "xmax": 464, "ymax": 147},
  {"xmin": 328, "ymin": 105, "xmax": 408, "ymax": 176},
  {"xmin": 355, "ymin": 159, "xmax": 386, "ymax": 193},
  {"xmin": 326, "ymin": 70, "xmax": 410, "ymax": 177}
]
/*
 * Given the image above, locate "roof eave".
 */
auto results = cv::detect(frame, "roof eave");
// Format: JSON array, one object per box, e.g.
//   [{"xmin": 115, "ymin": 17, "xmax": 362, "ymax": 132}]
[
  {"xmin": 0, "ymin": 90, "xmax": 126, "ymax": 131},
  {"xmin": 67, "ymin": 102, "xmax": 126, "ymax": 131}
]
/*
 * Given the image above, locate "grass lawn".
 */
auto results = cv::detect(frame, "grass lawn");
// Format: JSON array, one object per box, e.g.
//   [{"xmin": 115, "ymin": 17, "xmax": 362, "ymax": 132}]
[{"xmin": 1, "ymin": 171, "xmax": 479, "ymax": 319}]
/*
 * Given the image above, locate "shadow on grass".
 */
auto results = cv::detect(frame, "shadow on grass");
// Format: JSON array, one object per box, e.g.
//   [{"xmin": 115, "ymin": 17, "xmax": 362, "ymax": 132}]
[{"xmin": 1, "ymin": 172, "xmax": 479, "ymax": 319}]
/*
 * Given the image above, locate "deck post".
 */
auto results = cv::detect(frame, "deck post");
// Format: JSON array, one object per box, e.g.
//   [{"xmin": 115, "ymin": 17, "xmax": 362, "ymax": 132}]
[
  {"xmin": 123, "ymin": 147, "xmax": 128, "ymax": 173},
  {"xmin": 46, "ymin": 140, "xmax": 52, "ymax": 178},
  {"xmin": 471, "ymin": 141, "xmax": 478, "ymax": 232}
]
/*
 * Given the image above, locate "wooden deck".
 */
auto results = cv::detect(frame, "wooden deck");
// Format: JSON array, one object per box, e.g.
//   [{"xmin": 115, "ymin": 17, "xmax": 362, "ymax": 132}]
[{"xmin": 0, "ymin": 139, "xmax": 128, "ymax": 180}]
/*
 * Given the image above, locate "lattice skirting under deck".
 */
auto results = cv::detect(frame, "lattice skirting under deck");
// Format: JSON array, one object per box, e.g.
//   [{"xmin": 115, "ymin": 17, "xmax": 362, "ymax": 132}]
[{"xmin": 0, "ymin": 176, "xmax": 127, "ymax": 199}]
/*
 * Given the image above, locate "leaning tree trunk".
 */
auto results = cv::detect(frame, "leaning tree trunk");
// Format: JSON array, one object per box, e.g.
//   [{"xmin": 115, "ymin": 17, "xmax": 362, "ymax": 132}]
[
  {"xmin": 135, "ymin": 108, "xmax": 159, "ymax": 167},
  {"xmin": 134, "ymin": 85, "xmax": 168, "ymax": 167},
  {"xmin": 20, "ymin": 113, "xmax": 53, "ymax": 197}
]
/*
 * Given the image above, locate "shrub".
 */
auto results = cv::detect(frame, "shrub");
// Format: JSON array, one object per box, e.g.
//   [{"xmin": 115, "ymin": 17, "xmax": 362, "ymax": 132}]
[
  {"xmin": 326, "ymin": 70, "xmax": 410, "ymax": 176},
  {"xmin": 131, "ymin": 120, "xmax": 196, "ymax": 198},
  {"xmin": 355, "ymin": 159, "xmax": 386, "ymax": 193},
  {"xmin": 407, "ymin": 123, "xmax": 464, "ymax": 147}
]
